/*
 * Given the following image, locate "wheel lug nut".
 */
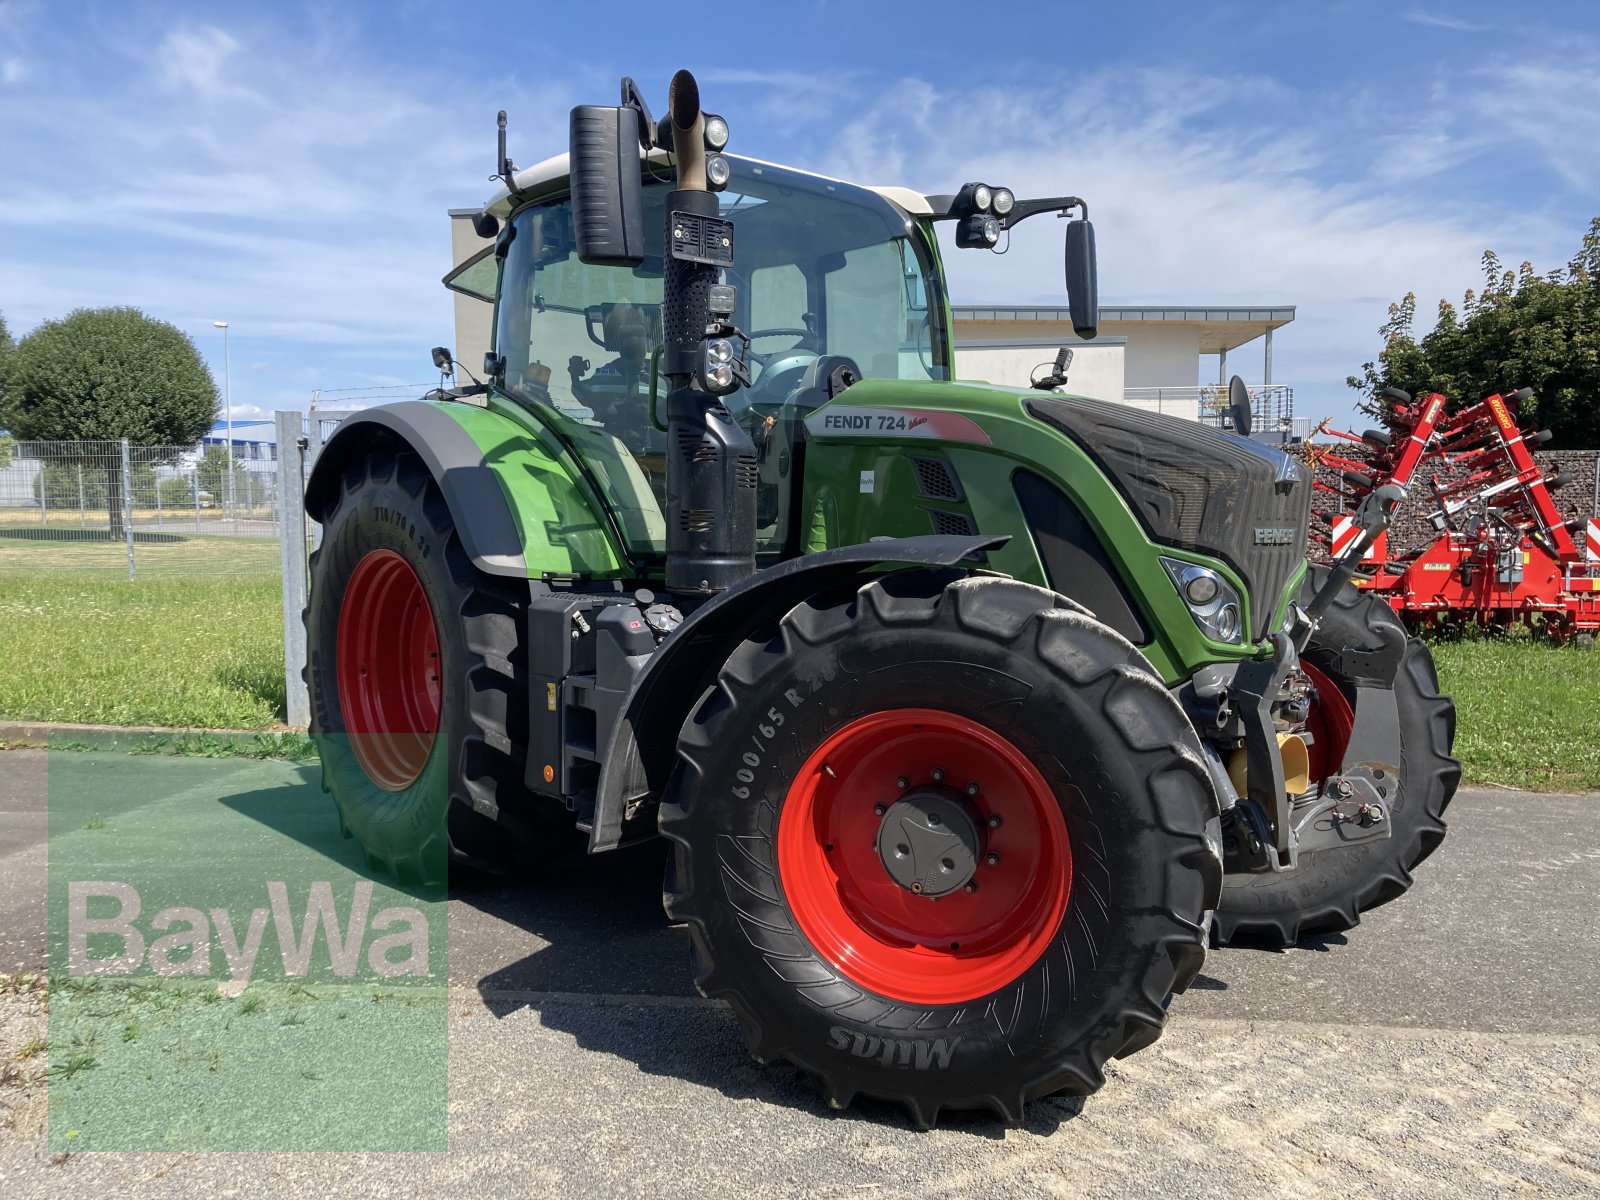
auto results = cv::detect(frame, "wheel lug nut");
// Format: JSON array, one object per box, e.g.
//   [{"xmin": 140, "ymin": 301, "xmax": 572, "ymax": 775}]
[
  {"xmin": 985, "ymin": 851, "xmax": 1001, "ymax": 867},
  {"xmin": 910, "ymin": 881, "xmax": 924, "ymax": 894},
  {"xmin": 964, "ymin": 882, "xmax": 978, "ymax": 894},
  {"xmin": 966, "ymin": 782, "xmax": 980, "ymax": 796},
  {"xmin": 987, "ymin": 814, "xmax": 1003, "ymax": 829},
  {"xmin": 896, "ymin": 776, "xmax": 909, "ymax": 790},
  {"xmin": 931, "ymin": 768, "xmax": 945, "ymax": 782},
  {"xmin": 873, "ymin": 803, "xmax": 887, "ymax": 817},
  {"xmin": 927, "ymin": 812, "xmax": 941, "ymax": 826}
]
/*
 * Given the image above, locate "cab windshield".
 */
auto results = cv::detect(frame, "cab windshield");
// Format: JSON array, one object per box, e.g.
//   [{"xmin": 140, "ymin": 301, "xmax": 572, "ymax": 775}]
[{"xmin": 493, "ymin": 158, "xmax": 948, "ymax": 558}]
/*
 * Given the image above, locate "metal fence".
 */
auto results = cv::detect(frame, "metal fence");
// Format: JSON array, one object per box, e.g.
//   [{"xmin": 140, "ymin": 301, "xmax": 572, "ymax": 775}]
[{"xmin": 0, "ymin": 438, "xmax": 284, "ymax": 577}]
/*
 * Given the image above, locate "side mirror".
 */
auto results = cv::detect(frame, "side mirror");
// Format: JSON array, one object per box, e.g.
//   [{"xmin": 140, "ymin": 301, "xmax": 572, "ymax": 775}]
[
  {"xmin": 1226, "ymin": 375, "xmax": 1253, "ymax": 437},
  {"xmin": 1064, "ymin": 218, "xmax": 1098, "ymax": 339},
  {"xmin": 570, "ymin": 105, "xmax": 645, "ymax": 267}
]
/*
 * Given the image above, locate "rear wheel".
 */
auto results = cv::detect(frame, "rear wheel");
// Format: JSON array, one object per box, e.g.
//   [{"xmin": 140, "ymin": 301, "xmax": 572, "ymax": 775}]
[
  {"xmin": 1214, "ymin": 566, "xmax": 1460, "ymax": 946},
  {"xmin": 660, "ymin": 571, "xmax": 1221, "ymax": 1127},
  {"xmin": 305, "ymin": 449, "xmax": 576, "ymax": 882}
]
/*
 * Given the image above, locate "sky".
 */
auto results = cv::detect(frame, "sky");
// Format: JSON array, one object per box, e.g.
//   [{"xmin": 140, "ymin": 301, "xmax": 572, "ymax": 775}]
[{"xmin": 2, "ymin": 0, "xmax": 1598, "ymax": 431}]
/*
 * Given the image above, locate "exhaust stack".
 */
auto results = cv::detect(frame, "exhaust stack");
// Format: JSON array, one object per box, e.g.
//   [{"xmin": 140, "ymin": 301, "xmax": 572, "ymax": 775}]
[{"xmin": 660, "ymin": 69, "xmax": 756, "ymax": 595}]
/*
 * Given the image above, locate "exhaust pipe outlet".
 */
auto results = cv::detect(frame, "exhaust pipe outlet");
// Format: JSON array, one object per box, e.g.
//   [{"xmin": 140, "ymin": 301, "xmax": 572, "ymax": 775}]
[{"xmin": 668, "ymin": 70, "xmax": 707, "ymax": 192}]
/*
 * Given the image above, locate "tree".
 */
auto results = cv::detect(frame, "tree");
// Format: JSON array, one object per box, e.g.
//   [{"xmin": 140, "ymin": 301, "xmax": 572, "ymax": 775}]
[
  {"xmin": 0, "ymin": 310, "xmax": 14, "ymax": 432},
  {"xmin": 6, "ymin": 307, "xmax": 218, "ymax": 532},
  {"xmin": 158, "ymin": 474, "xmax": 199, "ymax": 510},
  {"xmin": 1349, "ymin": 218, "xmax": 1600, "ymax": 448},
  {"xmin": 195, "ymin": 445, "xmax": 245, "ymax": 504},
  {"xmin": 6, "ymin": 307, "xmax": 218, "ymax": 443}
]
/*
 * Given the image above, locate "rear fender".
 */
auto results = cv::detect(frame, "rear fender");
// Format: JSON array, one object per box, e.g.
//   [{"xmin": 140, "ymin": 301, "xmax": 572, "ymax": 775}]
[{"xmin": 304, "ymin": 400, "xmax": 627, "ymax": 578}]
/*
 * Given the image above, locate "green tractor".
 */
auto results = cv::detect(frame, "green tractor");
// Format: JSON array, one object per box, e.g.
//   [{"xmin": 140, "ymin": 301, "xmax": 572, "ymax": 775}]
[{"xmin": 304, "ymin": 70, "xmax": 1458, "ymax": 1126}]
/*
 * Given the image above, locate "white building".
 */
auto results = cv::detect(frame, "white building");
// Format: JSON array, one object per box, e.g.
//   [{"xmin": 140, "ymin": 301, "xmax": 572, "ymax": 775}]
[{"xmin": 952, "ymin": 304, "xmax": 1295, "ymax": 427}]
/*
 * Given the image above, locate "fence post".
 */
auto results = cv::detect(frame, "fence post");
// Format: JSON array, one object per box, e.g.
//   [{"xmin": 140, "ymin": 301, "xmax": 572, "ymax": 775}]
[
  {"xmin": 39, "ymin": 467, "xmax": 48, "ymax": 524},
  {"xmin": 120, "ymin": 439, "xmax": 136, "ymax": 580},
  {"xmin": 77, "ymin": 465, "xmax": 85, "ymax": 527},
  {"xmin": 276, "ymin": 411, "xmax": 311, "ymax": 727},
  {"xmin": 192, "ymin": 470, "xmax": 201, "ymax": 529}
]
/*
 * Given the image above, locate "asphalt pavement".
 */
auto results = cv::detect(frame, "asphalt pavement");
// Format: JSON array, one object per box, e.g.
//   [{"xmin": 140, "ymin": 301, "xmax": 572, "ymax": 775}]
[{"xmin": 0, "ymin": 748, "xmax": 1597, "ymax": 1197}]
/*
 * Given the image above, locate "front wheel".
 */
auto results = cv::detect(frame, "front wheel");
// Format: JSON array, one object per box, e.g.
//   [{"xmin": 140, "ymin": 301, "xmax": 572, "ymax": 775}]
[
  {"xmin": 660, "ymin": 572, "xmax": 1221, "ymax": 1127},
  {"xmin": 1213, "ymin": 566, "xmax": 1460, "ymax": 946}
]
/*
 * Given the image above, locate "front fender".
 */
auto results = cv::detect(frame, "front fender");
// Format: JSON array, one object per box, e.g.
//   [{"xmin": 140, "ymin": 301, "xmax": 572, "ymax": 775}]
[{"xmin": 588, "ymin": 533, "xmax": 1007, "ymax": 851}]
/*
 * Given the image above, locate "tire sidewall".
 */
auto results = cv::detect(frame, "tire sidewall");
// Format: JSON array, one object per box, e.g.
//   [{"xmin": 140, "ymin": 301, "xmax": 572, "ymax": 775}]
[{"xmin": 307, "ymin": 462, "xmax": 461, "ymax": 869}]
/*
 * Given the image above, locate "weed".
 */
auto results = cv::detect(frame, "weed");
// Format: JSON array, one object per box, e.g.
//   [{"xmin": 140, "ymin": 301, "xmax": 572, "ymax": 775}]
[{"xmin": 50, "ymin": 1050, "xmax": 97, "ymax": 1080}]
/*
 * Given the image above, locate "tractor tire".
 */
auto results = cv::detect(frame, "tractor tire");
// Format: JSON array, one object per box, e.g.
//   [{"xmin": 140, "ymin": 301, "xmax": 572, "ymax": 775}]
[
  {"xmin": 1213, "ymin": 565, "xmax": 1460, "ymax": 947},
  {"xmin": 659, "ymin": 570, "xmax": 1221, "ymax": 1127},
  {"xmin": 304, "ymin": 448, "xmax": 576, "ymax": 883}
]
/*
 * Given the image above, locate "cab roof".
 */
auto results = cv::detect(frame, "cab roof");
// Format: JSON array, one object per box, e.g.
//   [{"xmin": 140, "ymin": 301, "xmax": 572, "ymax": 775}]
[{"xmin": 481, "ymin": 150, "xmax": 933, "ymax": 220}]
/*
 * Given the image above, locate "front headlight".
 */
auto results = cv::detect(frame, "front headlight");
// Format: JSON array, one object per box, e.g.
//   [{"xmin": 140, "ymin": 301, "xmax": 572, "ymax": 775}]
[{"xmin": 1161, "ymin": 557, "xmax": 1246, "ymax": 644}]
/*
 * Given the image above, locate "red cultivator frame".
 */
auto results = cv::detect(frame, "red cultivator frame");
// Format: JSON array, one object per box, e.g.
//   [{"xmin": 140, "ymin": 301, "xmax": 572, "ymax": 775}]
[{"xmin": 1310, "ymin": 387, "xmax": 1600, "ymax": 645}]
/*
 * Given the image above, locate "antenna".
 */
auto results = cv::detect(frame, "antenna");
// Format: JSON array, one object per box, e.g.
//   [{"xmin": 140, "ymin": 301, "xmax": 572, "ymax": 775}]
[{"xmin": 496, "ymin": 110, "xmax": 518, "ymax": 191}]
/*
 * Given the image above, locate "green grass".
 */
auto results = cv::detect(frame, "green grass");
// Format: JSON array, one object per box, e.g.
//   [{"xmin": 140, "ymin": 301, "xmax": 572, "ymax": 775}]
[
  {"xmin": 0, "ymin": 572, "xmax": 285, "ymax": 728},
  {"xmin": 1429, "ymin": 636, "xmax": 1600, "ymax": 792},
  {"xmin": 0, "ymin": 527, "xmax": 282, "ymax": 576}
]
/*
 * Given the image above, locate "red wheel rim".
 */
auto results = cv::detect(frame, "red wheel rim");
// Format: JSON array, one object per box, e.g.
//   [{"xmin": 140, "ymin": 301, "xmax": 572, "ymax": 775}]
[
  {"xmin": 1302, "ymin": 661, "xmax": 1354, "ymax": 785},
  {"xmin": 336, "ymin": 549, "xmax": 442, "ymax": 792},
  {"xmin": 776, "ymin": 709, "xmax": 1071, "ymax": 1006}
]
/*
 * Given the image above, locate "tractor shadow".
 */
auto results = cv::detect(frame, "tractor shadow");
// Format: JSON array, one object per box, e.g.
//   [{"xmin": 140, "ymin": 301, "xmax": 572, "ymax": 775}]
[
  {"xmin": 455, "ymin": 845, "xmax": 1078, "ymax": 1137},
  {"xmin": 217, "ymin": 777, "xmax": 1077, "ymax": 1134}
]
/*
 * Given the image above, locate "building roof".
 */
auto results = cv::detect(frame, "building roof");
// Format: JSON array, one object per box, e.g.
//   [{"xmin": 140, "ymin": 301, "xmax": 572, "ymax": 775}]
[{"xmin": 952, "ymin": 305, "xmax": 1295, "ymax": 354}]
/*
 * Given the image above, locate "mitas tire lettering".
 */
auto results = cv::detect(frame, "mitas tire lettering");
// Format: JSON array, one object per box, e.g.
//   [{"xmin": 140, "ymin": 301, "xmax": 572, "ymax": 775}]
[{"xmin": 827, "ymin": 1027, "xmax": 964, "ymax": 1071}]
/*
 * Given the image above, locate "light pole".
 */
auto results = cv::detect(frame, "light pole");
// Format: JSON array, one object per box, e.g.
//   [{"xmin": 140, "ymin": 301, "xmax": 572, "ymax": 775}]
[{"xmin": 212, "ymin": 320, "xmax": 234, "ymax": 515}]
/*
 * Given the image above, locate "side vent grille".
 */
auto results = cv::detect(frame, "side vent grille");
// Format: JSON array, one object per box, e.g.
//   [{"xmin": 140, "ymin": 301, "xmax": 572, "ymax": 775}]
[
  {"xmin": 910, "ymin": 456, "xmax": 964, "ymax": 502},
  {"xmin": 926, "ymin": 509, "xmax": 976, "ymax": 537},
  {"xmin": 680, "ymin": 508, "xmax": 714, "ymax": 533},
  {"xmin": 735, "ymin": 456, "xmax": 759, "ymax": 489},
  {"xmin": 676, "ymin": 429, "xmax": 718, "ymax": 464}
]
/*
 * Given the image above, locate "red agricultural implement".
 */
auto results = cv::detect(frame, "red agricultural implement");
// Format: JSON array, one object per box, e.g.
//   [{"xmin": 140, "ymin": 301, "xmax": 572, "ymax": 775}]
[{"xmin": 1310, "ymin": 387, "xmax": 1600, "ymax": 646}]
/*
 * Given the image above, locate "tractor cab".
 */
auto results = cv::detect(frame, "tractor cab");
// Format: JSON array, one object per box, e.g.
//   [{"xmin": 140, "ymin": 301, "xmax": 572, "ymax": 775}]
[{"xmin": 460, "ymin": 156, "xmax": 951, "ymax": 562}]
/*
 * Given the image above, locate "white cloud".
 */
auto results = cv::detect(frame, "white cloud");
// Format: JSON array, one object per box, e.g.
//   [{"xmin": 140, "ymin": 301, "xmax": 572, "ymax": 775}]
[
  {"xmin": 1402, "ymin": 11, "xmax": 1489, "ymax": 33},
  {"xmin": 812, "ymin": 69, "xmax": 1568, "ymax": 419},
  {"xmin": 1, "ymin": 57, "xmax": 26, "ymax": 85},
  {"xmin": 155, "ymin": 26, "xmax": 253, "ymax": 101}
]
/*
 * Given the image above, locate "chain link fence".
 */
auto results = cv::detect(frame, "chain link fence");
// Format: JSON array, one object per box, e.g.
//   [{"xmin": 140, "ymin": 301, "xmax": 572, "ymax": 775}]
[{"xmin": 0, "ymin": 438, "xmax": 286, "ymax": 577}]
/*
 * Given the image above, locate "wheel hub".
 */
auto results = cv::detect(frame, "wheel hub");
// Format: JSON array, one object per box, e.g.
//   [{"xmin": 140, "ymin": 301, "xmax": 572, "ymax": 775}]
[{"xmin": 876, "ymin": 788, "xmax": 980, "ymax": 897}]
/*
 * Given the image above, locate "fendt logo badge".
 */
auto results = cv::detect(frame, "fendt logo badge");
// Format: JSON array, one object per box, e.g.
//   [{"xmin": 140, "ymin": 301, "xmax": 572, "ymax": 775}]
[{"xmin": 1253, "ymin": 527, "xmax": 1297, "ymax": 545}]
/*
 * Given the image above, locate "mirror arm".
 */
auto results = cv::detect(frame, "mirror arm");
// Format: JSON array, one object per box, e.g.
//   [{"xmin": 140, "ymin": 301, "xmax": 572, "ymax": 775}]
[
  {"xmin": 999, "ymin": 196, "xmax": 1087, "ymax": 230},
  {"xmin": 922, "ymin": 194, "xmax": 1087, "ymax": 226}
]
